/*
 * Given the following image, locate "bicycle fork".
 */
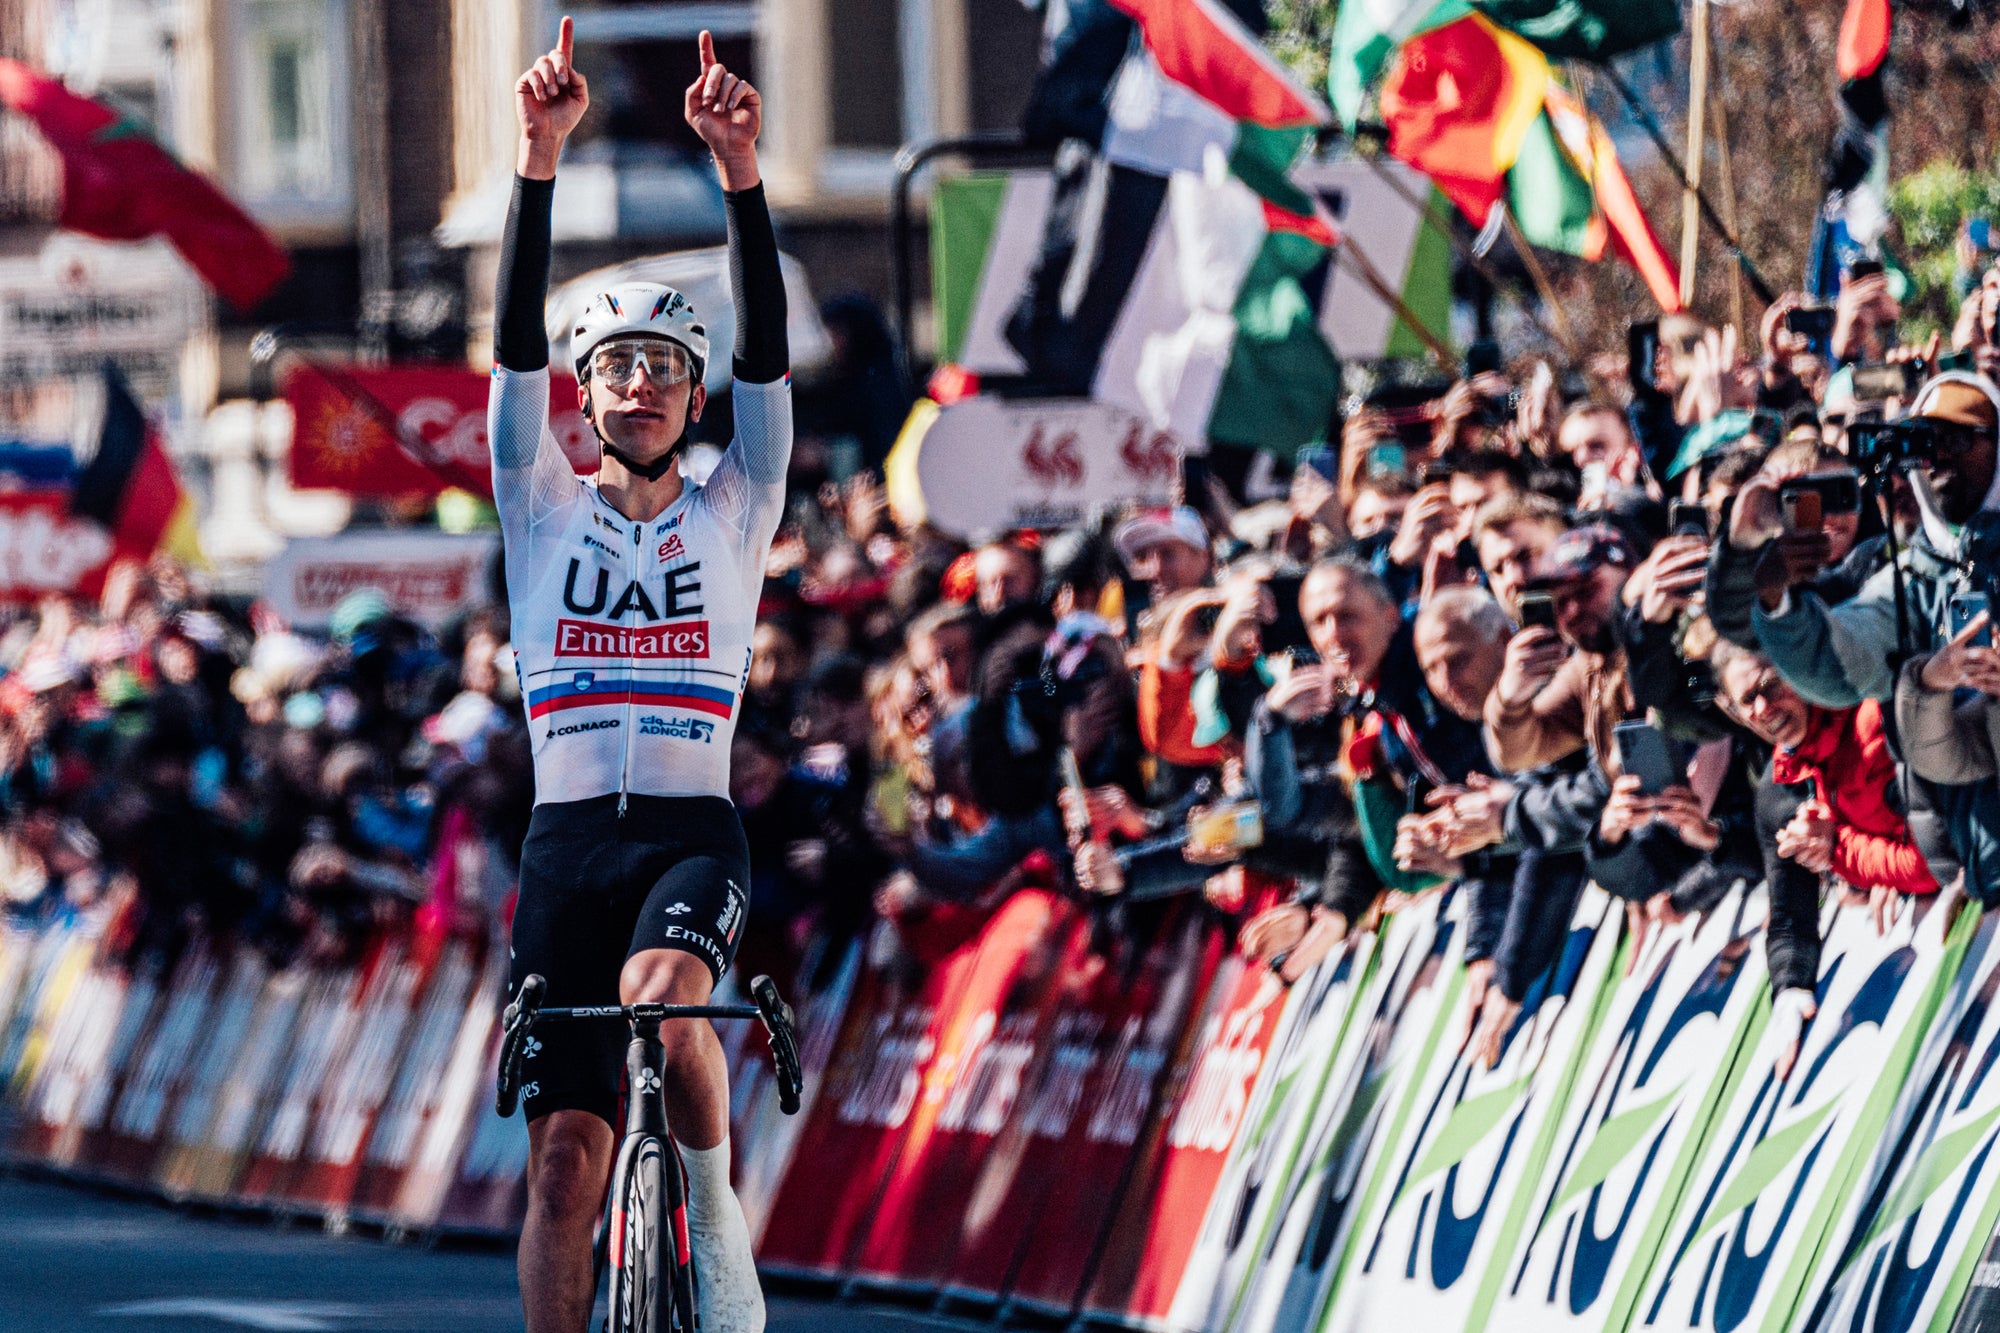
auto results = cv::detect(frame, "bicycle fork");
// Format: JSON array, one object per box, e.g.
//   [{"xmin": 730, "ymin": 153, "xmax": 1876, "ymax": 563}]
[{"xmin": 600, "ymin": 1018, "xmax": 697, "ymax": 1328}]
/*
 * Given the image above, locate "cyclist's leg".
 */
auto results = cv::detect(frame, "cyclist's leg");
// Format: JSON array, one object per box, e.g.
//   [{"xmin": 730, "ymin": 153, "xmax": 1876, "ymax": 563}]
[
  {"xmin": 523, "ymin": 1112, "xmax": 614, "ymax": 1333},
  {"xmin": 624, "ymin": 833, "xmax": 761, "ymax": 1332},
  {"xmin": 512, "ymin": 796, "xmax": 643, "ymax": 1333}
]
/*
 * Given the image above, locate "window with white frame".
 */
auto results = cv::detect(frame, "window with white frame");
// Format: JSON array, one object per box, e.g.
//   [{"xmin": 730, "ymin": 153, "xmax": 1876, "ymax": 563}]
[{"xmin": 233, "ymin": 0, "xmax": 351, "ymax": 214}]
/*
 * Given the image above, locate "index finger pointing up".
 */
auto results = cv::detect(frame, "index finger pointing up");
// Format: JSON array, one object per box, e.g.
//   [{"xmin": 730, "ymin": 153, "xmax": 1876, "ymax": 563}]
[
  {"xmin": 558, "ymin": 14, "xmax": 573, "ymax": 60},
  {"xmin": 698, "ymin": 28, "xmax": 716, "ymax": 70}
]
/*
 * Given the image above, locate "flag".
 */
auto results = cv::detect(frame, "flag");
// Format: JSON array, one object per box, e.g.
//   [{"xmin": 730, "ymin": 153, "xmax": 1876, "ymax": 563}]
[
  {"xmin": 1328, "ymin": 0, "xmax": 1472, "ymax": 130},
  {"xmin": 1377, "ymin": 14, "xmax": 1550, "ymax": 225},
  {"xmin": 1838, "ymin": 0, "xmax": 1891, "ymax": 81},
  {"xmin": 0, "ymin": 60, "xmax": 289, "ymax": 311},
  {"xmin": 1091, "ymin": 170, "xmax": 1341, "ymax": 455},
  {"xmin": 1020, "ymin": 0, "xmax": 1136, "ymax": 147},
  {"xmin": 1510, "ymin": 80, "xmax": 1681, "ymax": 309},
  {"xmin": 1099, "ymin": 0, "xmax": 1332, "ymax": 217},
  {"xmin": 71, "ymin": 367, "xmax": 202, "ymax": 566},
  {"xmin": 1471, "ymin": 0, "xmax": 1679, "ymax": 61}
]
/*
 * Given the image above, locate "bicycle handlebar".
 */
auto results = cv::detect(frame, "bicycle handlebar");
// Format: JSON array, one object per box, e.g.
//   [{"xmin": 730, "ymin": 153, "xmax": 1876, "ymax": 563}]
[{"xmin": 495, "ymin": 973, "xmax": 805, "ymax": 1119}]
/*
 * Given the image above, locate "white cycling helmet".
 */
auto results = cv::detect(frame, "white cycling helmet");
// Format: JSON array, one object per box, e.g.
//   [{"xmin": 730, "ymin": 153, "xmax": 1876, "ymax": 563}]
[{"xmin": 569, "ymin": 281, "xmax": 710, "ymax": 387}]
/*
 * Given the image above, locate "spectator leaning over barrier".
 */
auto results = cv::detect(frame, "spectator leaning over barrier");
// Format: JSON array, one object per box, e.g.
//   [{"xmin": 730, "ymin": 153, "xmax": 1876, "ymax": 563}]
[
  {"xmin": 1716, "ymin": 639, "xmax": 1940, "ymax": 1079},
  {"xmin": 1233, "ymin": 559, "xmax": 1400, "ymax": 983},
  {"xmin": 1742, "ymin": 373, "xmax": 2000, "ymax": 706}
]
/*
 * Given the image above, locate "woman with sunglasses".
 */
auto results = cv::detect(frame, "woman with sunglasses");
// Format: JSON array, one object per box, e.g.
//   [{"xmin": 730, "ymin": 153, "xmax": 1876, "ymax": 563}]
[{"xmin": 489, "ymin": 17, "xmax": 788, "ymax": 1333}]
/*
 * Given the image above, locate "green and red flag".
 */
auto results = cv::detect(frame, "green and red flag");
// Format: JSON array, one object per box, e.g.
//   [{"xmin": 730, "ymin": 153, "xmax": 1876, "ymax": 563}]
[
  {"xmin": 0, "ymin": 59, "xmax": 289, "ymax": 311},
  {"xmin": 1377, "ymin": 13, "xmax": 1549, "ymax": 226}
]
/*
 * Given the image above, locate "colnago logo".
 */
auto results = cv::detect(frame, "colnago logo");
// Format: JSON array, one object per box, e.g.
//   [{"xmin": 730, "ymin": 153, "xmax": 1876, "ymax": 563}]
[
  {"xmin": 639, "ymin": 714, "xmax": 715, "ymax": 741},
  {"xmin": 1087, "ymin": 1015, "xmax": 1170, "ymax": 1145},
  {"xmin": 838, "ymin": 1006, "xmax": 937, "ymax": 1129},
  {"xmin": 556, "ymin": 617, "xmax": 710, "ymax": 659},
  {"xmin": 933, "ymin": 1011, "xmax": 1042, "ymax": 1137},
  {"xmin": 563, "ymin": 557, "xmax": 703, "ymax": 620},
  {"xmin": 548, "ymin": 717, "xmax": 620, "ymax": 738},
  {"xmin": 1167, "ymin": 1004, "xmax": 1271, "ymax": 1153}
]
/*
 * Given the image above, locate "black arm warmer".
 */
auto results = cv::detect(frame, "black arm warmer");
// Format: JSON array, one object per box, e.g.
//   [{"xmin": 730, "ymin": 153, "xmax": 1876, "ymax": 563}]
[
  {"xmin": 495, "ymin": 175, "xmax": 556, "ymax": 372},
  {"xmin": 725, "ymin": 184, "xmax": 788, "ymax": 383}
]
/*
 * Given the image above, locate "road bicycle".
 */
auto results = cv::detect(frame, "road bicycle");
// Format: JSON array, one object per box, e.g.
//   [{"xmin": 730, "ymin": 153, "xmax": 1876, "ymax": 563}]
[{"xmin": 496, "ymin": 972, "xmax": 803, "ymax": 1333}]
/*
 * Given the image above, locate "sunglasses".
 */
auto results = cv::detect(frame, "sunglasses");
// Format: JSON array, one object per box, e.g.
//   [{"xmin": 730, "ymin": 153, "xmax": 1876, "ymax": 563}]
[{"xmin": 590, "ymin": 339, "xmax": 693, "ymax": 389}]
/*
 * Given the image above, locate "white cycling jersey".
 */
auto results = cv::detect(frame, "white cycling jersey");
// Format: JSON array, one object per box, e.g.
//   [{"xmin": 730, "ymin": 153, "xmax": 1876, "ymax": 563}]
[{"xmin": 488, "ymin": 365, "xmax": 790, "ymax": 805}]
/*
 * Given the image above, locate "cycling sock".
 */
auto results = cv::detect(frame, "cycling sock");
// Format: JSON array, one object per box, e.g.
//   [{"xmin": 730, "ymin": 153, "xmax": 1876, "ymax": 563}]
[{"xmin": 681, "ymin": 1137, "xmax": 764, "ymax": 1332}]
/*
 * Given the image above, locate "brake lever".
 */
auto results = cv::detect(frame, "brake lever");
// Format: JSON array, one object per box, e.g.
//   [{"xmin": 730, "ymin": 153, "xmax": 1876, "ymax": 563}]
[
  {"xmin": 495, "ymin": 974, "xmax": 546, "ymax": 1119},
  {"xmin": 749, "ymin": 975, "xmax": 804, "ymax": 1115}
]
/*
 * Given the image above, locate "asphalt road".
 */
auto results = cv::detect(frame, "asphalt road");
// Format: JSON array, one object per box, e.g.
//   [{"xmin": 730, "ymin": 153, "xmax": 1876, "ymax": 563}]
[{"xmin": 0, "ymin": 1172, "xmax": 975, "ymax": 1333}]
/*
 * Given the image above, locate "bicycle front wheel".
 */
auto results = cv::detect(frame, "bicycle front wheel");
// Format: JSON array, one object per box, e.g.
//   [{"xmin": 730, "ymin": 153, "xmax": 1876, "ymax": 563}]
[{"xmin": 609, "ymin": 1136, "xmax": 674, "ymax": 1333}]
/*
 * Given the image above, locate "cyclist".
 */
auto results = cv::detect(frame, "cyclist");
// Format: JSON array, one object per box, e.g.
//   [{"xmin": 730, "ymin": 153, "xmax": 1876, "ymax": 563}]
[{"xmin": 493, "ymin": 18, "xmax": 786, "ymax": 1332}]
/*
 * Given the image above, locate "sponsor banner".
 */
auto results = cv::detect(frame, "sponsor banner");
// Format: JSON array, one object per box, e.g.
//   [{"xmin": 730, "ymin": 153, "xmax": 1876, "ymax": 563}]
[
  {"xmin": 0, "ymin": 233, "xmax": 206, "ymax": 394},
  {"xmin": 1319, "ymin": 886, "xmax": 1621, "ymax": 1333},
  {"xmin": 1631, "ymin": 890, "xmax": 1973, "ymax": 1333},
  {"xmin": 1492, "ymin": 885, "xmax": 1771, "ymax": 1333},
  {"xmin": 263, "ymin": 531, "xmax": 502, "ymax": 632},
  {"xmin": 852, "ymin": 891, "xmax": 1082, "ymax": 1289},
  {"xmin": 976, "ymin": 906, "xmax": 1217, "ymax": 1315},
  {"xmin": 286, "ymin": 361, "xmax": 595, "ymax": 498},
  {"xmin": 0, "ymin": 492, "xmax": 116, "ymax": 602},
  {"xmin": 286, "ymin": 936, "xmax": 437, "ymax": 1215},
  {"xmin": 229, "ymin": 962, "xmax": 368, "ymax": 1202},
  {"xmin": 397, "ymin": 936, "xmax": 515, "ymax": 1233},
  {"xmin": 150, "ymin": 950, "xmax": 280, "ymax": 1198},
  {"xmin": 1081, "ymin": 931, "xmax": 1284, "ymax": 1324},
  {"xmin": 755, "ymin": 924, "xmax": 990, "ymax": 1276},
  {"xmin": 88, "ymin": 946, "xmax": 229, "ymax": 1182},
  {"xmin": 429, "ymin": 1006, "xmax": 530, "ymax": 1235},
  {"xmin": 0, "ymin": 919, "xmax": 94, "ymax": 1100},
  {"xmin": 1817, "ymin": 906, "xmax": 2000, "ymax": 1333},
  {"xmin": 1232, "ymin": 893, "xmax": 1457, "ymax": 1333},
  {"xmin": 888, "ymin": 395, "xmax": 1185, "ymax": 539},
  {"xmin": 1168, "ymin": 931, "xmax": 1379, "ymax": 1331},
  {"xmin": 13, "ymin": 956, "xmax": 164, "ymax": 1169},
  {"xmin": 732, "ymin": 941, "xmax": 861, "ymax": 1242},
  {"xmin": 348, "ymin": 936, "xmax": 484, "ymax": 1222}
]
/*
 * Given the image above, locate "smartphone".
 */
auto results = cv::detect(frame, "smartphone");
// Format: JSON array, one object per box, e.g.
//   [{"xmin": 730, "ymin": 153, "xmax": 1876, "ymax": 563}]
[
  {"xmin": 1783, "ymin": 305, "xmax": 1837, "ymax": 340},
  {"xmin": 1364, "ymin": 441, "xmax": 1408, "ymax": 478},
  {"xmin": 1851, "ymin": 363, "xmax": 1908, "ymax": 402},
  {"xmin": 1781, "ymin": 471, "xmax": 1862, "ymax": 517},
  {"xmin": 1949, "ymin": 590, "xmax": 1994, "ymax": 647},
  {"xmin": 1517, "ymin": 591, "xmax": 1558, "ymax": 632},
  {"xmin": 1971, "ymin": 217, "xmax": 1995, "ymax": 252},
  {"xmin": 1782, "ymin": 489, "xmax": 1824, "ymax": 534},
  {"xmin": 1668, "ymin": 500, "xmax": 1712, "ymax": 540},
  {"xmin": 1263, "ymin": 572, "xmax": 1313, "ymax": 654},
  {"xmin": 1627, "ymin": 319, "xmax": 1661, "ymax": 392},
  {"xmin": 1297, "ymin": 444, "xmax": 1338, "ymax": 482},
  {"xmin": 1466, "ymin": 339, "xmax": 1503, "ymax": 377},
  {"xmin": 1848, "ymin": 257, "xmax": 1886, "ymax": 282},
  {"xmin": 1615, "ymin": 721, "xmax": 1685, "ymax": 796}
]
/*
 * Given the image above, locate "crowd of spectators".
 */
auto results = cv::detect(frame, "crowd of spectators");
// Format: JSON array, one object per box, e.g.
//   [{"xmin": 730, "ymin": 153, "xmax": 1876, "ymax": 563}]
[{"xmin": 9, "ymin": 253, "xmax": 2000, "ymax": 1084}]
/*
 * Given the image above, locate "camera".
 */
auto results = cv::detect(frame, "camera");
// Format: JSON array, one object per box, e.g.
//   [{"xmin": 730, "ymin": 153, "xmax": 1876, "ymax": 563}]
[{"xmin": 1850, "ymin": 420, "xmax": 1945, "ymax": 470}]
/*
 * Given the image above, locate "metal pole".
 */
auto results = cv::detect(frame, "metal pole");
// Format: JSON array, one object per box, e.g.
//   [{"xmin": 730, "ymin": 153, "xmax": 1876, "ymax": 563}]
[
  {"xmin": 1601, "ymin": 65, "xmax": 1775, "ymax": 305},
  {"xmin": 890, "ymin": 133, "xmax": 1057, "ymax": 399}
]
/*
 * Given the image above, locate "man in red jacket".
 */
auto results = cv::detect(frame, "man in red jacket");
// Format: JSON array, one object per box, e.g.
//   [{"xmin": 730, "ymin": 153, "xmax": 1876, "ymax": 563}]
[{"xmin": 1712, "ymin": 638, "xmax": 1938, "ymax": 1081}]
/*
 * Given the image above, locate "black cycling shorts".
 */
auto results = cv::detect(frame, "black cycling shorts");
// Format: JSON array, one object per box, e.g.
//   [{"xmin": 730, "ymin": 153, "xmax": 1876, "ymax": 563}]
[{"xmin": 507, "ymin": 792, "xmax": 751, "ymax": 1127}]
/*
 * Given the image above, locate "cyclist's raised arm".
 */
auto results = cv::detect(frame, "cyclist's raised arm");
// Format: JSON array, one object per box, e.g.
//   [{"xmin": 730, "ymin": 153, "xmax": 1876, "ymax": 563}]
[
  {"xmin": 686, "ymin": 30, "xmax": 791, "ymax": 531},
  {"xmin": 490, "ymin": 18, "xmax": 588, "ymax": 516}
]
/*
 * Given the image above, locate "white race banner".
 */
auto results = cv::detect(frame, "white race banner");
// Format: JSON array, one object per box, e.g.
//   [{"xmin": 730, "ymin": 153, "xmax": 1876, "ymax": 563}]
[{"xmin": 263, "ymin": 531, "xmax": 501, "ymax": 631}]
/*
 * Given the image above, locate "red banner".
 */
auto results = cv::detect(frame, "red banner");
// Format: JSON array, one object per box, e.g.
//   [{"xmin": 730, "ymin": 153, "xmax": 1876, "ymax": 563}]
[
  {"xmin": 0, "ymin": 491, "xmax": 118, "ymax": 601},
  {"xmin": 850, "ymin": 890, "xmax": 1080, "ymax": 1289},
  {"xmin": 1005, "ymin": 910, "xmax": 1223, "ymax": 1315},
  {"xmin": 286, "ymin": 362, "xmax": 596, "ymax": 498},
  {"xmin": 1082, "ymin": 944, "xmax": 1288, "ymax": 1323}
]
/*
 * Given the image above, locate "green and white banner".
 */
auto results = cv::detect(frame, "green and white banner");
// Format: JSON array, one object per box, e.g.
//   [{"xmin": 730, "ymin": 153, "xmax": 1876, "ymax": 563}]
[
  {"xmin": 1491, "ymin": 884, "xmax": 1772, "ymax": 1333},
  {"xmin": 1629, "ymin": 891, "xmax": 1974, "ymax": 1333},
  {"xmin": 1318, "ymin": 885, "xmax": 1622, "ymax": 1332}
]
